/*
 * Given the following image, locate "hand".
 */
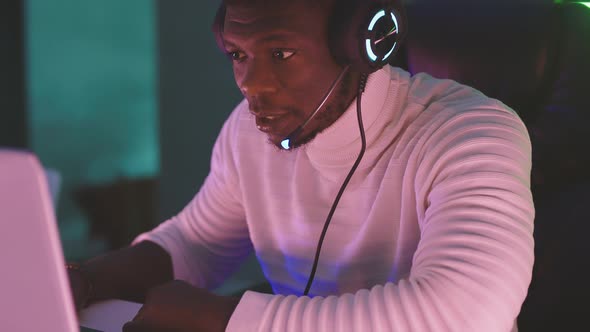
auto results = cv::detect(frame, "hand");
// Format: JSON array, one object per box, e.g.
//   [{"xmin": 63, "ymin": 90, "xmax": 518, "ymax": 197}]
[
  {"xmin": 123, "ymin": 280, "xmax": 241, "ymax": 332},
  {"xmin": 66, "ymin": 265, "xmax": 92, "ymax": 311}
]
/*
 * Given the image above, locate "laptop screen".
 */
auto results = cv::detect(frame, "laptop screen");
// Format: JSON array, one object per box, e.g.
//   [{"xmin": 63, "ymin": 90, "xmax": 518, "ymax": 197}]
[{"xmin": 0, "ymin": 149, "xmax": 79, "ymax": 331}]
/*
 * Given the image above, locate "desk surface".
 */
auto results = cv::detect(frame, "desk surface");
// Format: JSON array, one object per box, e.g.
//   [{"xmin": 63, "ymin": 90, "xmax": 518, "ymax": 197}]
[{"xmin": 79, "ymin": 299, "xmax": 142, "ymax": 332}]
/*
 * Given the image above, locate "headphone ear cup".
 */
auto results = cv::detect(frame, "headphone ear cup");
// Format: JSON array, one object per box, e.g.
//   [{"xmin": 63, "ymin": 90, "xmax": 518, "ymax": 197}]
[
  {"xmin": 212, "ymin": 3, "xmax": 227, "ymax": 55},
  {"xmin": 329, "ymin": 0, "xmax": 407, "ymax": 74}
]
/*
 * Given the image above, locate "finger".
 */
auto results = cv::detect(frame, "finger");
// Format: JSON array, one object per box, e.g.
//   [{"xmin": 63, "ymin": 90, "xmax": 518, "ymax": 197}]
[
  {"xmin": 123, "ymin": 321, "xmax": 158, "ymax": 332},
  {"xmin": 131, "ymin": 305, "xmax": 147, "ymax": 322},
  {"xmin": 123, "ymin": 321, "xmax": 183, "ymax": 332}
]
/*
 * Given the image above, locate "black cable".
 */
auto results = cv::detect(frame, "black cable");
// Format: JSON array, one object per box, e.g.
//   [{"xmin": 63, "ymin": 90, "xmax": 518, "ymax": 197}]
[{"xmin": 303, "ymin": 73, "xmax": 369, "ymax": 296}]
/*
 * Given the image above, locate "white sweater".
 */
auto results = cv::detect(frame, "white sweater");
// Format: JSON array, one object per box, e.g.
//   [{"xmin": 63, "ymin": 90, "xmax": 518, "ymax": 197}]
[{"xmin": 136, "ymin": 66, "xmax": 534, "ymax": 331}]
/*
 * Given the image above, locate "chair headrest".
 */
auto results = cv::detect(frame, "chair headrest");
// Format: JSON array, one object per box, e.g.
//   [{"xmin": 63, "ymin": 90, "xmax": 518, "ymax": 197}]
[{"xmin": 404, "ymin": 1, "xmax": 555, "ymax": 119}]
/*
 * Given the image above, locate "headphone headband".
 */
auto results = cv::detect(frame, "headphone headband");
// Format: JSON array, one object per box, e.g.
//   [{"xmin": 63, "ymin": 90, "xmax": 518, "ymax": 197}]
[{"xmin": 212, "ymin": 0, "xmax": 407, "ymax": 74}]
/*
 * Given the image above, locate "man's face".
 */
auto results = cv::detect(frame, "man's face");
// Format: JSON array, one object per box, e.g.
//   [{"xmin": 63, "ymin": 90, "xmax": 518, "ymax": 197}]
[{"xmin": 222, "ymin": 1, "xmax": 359, "ymax": 149}]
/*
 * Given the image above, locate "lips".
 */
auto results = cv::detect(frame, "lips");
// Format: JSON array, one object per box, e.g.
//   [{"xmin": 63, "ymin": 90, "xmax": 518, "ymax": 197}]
[
  {"xmin": 255, "ymin": 114, "xmax": 287, "ymax": 133},
  {"xmin": 250, "ymin": 108, "xmax": 288, "ymax": 118},
  {"xmin": 250, "ymin": 109, "xmax": 289, "ymax": 134}
]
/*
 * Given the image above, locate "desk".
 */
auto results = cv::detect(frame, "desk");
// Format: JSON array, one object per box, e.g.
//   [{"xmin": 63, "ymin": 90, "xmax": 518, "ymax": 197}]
[{"xmin": 79, "ymin": 299, "xmax": 142, "ymax": 332}]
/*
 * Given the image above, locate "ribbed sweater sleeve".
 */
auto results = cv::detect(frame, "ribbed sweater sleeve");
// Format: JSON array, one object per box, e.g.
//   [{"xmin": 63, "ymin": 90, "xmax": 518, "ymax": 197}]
[
  {"xmin": 134, "ymin": 106, "xmax": 252, "ymax": 289},
  {"xmin": 226, "ymin": 106, "xmax": 534, "ymax": 332}
]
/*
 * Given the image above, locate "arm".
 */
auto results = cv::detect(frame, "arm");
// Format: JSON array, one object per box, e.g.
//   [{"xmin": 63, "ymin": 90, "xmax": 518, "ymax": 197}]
[
  {"xmin": 117, "ymin": 105, "xmax": 252, "ymax": 330},
  {"xmin": 69, "ymin": 240, "xmax": 173, "ymax": 307},
  {"xmin": 225, "ymin": 107, "xmax": 534, "ymax": 331},
  {"xmin": 71, "ymin": 241, "xmax": 242, "ymax": 332},
  {"xmin": 70, "ymin": 104, "xmax": 250, "ymax": 313},
  {"xmin": 132, "ymin": 104, "xmax": 251, "ymax": 290}
]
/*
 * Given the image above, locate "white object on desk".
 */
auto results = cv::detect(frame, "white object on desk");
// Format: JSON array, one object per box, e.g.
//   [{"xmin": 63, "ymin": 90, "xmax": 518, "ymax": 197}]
[
  {"xmin": 0, "ymin": 149, "xmax": 78, "ymax": 332},
  {"xmin": 80, "ymin": 299, "xmax": 142, "ymax": 332}
]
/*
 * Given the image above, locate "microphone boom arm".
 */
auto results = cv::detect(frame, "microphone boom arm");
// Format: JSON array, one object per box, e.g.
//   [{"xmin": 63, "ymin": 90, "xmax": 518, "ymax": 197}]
[{"xmin": 281, "ymin": 65, "xmax": 351, "ymax": 150}]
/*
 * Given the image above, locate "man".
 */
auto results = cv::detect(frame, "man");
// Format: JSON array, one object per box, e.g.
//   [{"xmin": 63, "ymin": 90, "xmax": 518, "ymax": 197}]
[{"xmin": 69, "ymin": 0, "xmax": 535, "ymax": 331}]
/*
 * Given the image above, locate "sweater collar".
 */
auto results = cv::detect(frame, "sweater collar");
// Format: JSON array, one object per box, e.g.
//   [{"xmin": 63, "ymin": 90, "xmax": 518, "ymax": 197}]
[{"xmin": 304, "ymin": 65, "xmax": 393, "ymax": 170}]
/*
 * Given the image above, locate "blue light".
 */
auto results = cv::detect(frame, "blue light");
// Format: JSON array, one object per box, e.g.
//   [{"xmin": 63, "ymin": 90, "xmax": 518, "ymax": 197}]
[
  {"xmin": 368, "ymin": 10, "xmax": 386, "ymax": 31},
  {"xmin": 366, "ymin": 39, "xmax": 378, "ymax": 62},
  {"xmin": 281, "ymin": 139, "xmax": 291, "ymax": 150},
  {"xmin": 383, "ymin": 42, "xmax": 397, "ymax": 61}
]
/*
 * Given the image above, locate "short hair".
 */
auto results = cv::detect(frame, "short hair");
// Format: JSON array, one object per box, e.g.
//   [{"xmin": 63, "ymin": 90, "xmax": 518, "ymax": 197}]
[{"xmin": 222, "ymin": 0, "xmax": 334, "ymax": 12}]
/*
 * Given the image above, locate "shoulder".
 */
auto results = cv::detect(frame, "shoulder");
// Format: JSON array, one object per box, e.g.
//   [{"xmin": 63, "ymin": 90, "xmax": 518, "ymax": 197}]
[
  {"xmin": 217, "ymin": 99, "xmax": 264, "ymax": 147},
  {"xmin": 398, "ymin": 70, "xmax": 527, "ymax": 137},
  {"xmin": 221, "ymin": 99, "xmax": 250, "ymax": 136},
  {"xmin": 388, "ymin": 70, "xmax": 531, "ymax": 169},
  {"xmin": 214, "ymin": 98, "xmax": 275, "ymax": 167},
  {"xmin": 212, "ymin": 99, "xmax": 251, "ymax": 161},
  {"xmin": 407, "ymin": 71, "xmax": 510, "ymax": 114}
]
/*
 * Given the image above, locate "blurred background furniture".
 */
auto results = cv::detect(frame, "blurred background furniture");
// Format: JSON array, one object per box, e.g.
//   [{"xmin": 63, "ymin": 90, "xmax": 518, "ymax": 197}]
[
  {"xmin": 392, "ymin": 1, "xmax": 590, "ymax": 330},
  {"xmin": 74, "ymin": 178, "xmax": 158, "ymax": 250}
]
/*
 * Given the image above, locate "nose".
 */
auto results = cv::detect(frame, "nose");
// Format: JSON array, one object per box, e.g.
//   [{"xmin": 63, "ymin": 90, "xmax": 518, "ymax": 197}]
[{"xmin": 238, "ymin": 59, "xmax": 278, "ymax": 97}]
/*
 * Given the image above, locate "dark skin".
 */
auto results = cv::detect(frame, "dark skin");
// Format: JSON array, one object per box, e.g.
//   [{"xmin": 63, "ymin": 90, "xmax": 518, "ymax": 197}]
[
  {"xmin": 69, "ymin": 1, "xmax": 361, "ymax": 330},
  {"xmin": 223, "ymin": 0, "xmax": 360, "ymax": 149},
  {"xmin": 69, "ymin": 241, "xmax": 240, "ymax": 332}
]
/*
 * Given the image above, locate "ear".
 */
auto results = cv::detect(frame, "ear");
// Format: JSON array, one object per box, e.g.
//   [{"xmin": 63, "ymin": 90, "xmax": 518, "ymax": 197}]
[{"xmin": 328, "ymin": 0, "xmax": 407, "ymax": 73}]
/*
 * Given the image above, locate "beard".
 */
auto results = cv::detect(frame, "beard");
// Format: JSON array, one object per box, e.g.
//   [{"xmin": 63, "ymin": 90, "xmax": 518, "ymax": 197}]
[{"xmin": 271, "ymin": 69, "xmax": 358, "ymax": 151}]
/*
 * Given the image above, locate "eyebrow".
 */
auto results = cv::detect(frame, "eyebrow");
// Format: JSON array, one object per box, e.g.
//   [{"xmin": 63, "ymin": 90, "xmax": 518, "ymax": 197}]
[{"xmin": 222, "ymin": 30, "xmax": 302, "ymax": 49}]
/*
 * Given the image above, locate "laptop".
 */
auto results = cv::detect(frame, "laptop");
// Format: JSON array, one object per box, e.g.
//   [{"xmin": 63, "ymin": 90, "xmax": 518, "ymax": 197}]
[{"xmin": 0, "ymin": 149, "xmax": 140, "ymax": 332}]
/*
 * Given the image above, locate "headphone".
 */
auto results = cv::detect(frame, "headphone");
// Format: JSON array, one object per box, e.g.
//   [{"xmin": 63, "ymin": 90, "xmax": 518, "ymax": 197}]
[{"xmin": 212, "ymin": 0, "xmax": 407, "ymax": 75}]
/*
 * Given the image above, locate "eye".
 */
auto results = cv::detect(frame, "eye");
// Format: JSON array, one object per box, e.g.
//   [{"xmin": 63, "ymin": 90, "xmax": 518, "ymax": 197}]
[
  {"xmin": 228, "ymin": 51, "xmax": 246, "ymax": 62},
  {"xmin": 272, "ymin": 49, "xmax": 296, "ymax": 60}
]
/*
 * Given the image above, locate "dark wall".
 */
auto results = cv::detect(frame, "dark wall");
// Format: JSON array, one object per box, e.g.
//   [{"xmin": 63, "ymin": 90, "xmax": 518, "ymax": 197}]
[
  {"xmin": 157, "ymin": 0, "xmax": 243, "ymax": 220},
  {"xmin": 0, "ymin": 1, "xmax": 27, "ymax": 149}
]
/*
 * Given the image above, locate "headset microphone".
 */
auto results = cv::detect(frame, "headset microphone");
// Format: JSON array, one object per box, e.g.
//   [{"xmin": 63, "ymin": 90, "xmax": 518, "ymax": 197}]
[{"xmin": 280, "ymin": 65, "xmax": 351, "ymax": 150}]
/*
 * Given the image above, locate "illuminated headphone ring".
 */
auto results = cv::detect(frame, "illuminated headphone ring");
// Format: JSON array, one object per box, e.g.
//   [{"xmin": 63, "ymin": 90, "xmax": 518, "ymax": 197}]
[{"xmin": 363, "ymin": 8, "xmax": 400, "ymax": 65}]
